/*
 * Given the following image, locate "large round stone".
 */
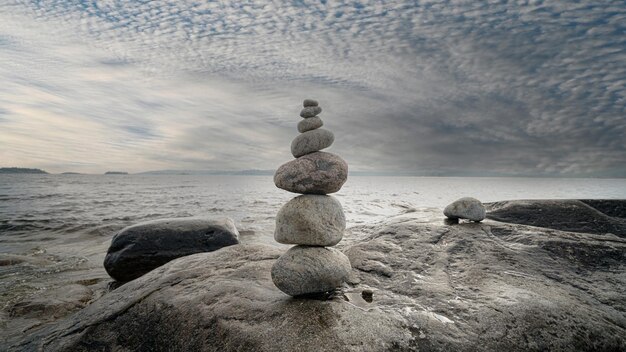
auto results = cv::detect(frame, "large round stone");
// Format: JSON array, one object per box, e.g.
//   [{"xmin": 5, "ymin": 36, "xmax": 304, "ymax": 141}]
[
  {"xmin": 291, "ymin": 129, "xmax": 334, "ymax": 158},
  {"xmin": 274, "ymin": 194, "xmax": 345, "ymax": 246},
  {"xmin": 271, "ymin": 246, "xmax": 352, "ymax": 296},
  {"xmin": 297, "ymin": 116, "xmax": 323, "ymax": 133},
  {"xmin": 104, "ymin": 217, "xmax": 239, "ymax": 282},
  {"xmin": 444, "ymin": 197, "xmax": 486, "ymax": 222},
  {"xmin": 300, "ymin": 106, "xmax": 322, "ymax": 118},
  {"xmin": 274, "ymin": 152, "xmax": 348, "ymax": 194}
]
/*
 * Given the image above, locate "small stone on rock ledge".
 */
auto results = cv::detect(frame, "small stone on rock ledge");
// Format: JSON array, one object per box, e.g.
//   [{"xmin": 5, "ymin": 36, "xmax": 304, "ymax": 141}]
[{"xmin": 444, "ymin": 197, "xmax": 486, "ymax": 222}]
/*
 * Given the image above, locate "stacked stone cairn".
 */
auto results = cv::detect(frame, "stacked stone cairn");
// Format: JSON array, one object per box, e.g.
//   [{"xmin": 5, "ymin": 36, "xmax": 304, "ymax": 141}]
[{"xmin": 271, "ymin": 99, "xmax": 352, "ymax": 297}]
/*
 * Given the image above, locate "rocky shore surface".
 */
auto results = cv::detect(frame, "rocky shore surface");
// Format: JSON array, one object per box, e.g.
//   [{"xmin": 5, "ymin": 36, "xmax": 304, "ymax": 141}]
[{"xmin": 4, "ymin": 199, "xmax": 626, "ymax": 351}]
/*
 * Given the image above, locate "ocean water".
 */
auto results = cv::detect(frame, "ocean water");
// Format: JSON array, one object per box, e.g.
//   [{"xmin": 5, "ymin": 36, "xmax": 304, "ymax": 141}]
[{"xmin": 1, "ymin": 174, "xmax": 625, "ymax": 334}]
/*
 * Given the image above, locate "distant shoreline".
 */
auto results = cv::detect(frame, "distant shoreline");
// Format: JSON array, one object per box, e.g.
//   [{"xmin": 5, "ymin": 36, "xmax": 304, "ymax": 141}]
[
  {"xmin": 1, "ymin": 167, "xmax": 624, "ymax": 178},
  {"xmin": 0, "ymin": 167, "xmax": 48, "ymax": 174}
]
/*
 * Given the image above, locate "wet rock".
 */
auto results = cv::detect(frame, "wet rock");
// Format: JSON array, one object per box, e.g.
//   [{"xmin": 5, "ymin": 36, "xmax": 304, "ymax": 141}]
[
  {"xmin": 300, "ymin": 106, "xmax": 322, "ymax": 118},
  {"xmin": 303, "ymin": 99, "xmax": 318, "ymax": 107},
  {"xmin": 8, "ymin": 284, "xmax": 92, "ymax": 320},
  {"xmin": 11, "ymin": 202, "xmax": 626, "ymax": 351},
  {"xmin": 104, "ymin": 217, "xmax": 239, "ymax": 282},
  {"xmin": 444, "ymin": 197, "xmax": 486, "ymax": 222},
  {"xmin": 0, "ymin": 254, "xmax": 52, "ymax": 266},
  {"xmin": 579, "ymin": 199, "xmax": 626, "ymax": 218},
  {"xmin": 342, "ymin": 211, "xmax": 626, "ymax": 351},
  {"xmin": 297, "ymin": 116, "xmax": 323, "ymax": 133},
  {"xmin": 12, "ymin": 245, "xmax": 411, "ymax": 352},
  {"xmin": 361, "ymin": 289, "xmax": 373, "ymax": 302},
  {"xmin": 486, "ymin": 199, "xmax": 626, "ymax": 236},
  {"xmin": 274, "ymin": 152, "xmax": 348, "ymax": 194},
  {"xmin": 291, "ymin": 129, "xmax": 334, "ymax": 158},
  {"xmin": 274, "ymin": 195, "xmax": 345, "ymax": 246},
  {"xmin": 271, "ymin": 246, "xmax": 352, "ymax": 296}
]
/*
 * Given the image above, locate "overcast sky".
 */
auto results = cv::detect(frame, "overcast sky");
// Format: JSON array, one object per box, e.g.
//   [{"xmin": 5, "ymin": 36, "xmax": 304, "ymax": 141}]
[{"xmin": 0, "ymin": 1, "xmax": 624, "ymax": 176}]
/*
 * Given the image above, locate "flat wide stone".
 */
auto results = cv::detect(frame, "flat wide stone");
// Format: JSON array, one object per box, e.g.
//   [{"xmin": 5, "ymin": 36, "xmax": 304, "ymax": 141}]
[
  {"xmin": 297, "ymin": 116, "xmax": 323, "ymax": 133},
  {"xmin": 291, "ymin": 129, "xmax": 334, "ymax": 158},
  {"xmin": 271, "ymin": 246, "xmax": 352, "ymax": 296},
  {"xmin": 274, "ymin": 152, "xmax": 348, "ymax": 194}
]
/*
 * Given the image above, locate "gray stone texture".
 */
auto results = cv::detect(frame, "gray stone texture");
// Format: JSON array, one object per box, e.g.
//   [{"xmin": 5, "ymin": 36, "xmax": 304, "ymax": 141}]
[
  {"xmin": 300, "ymin": 106, "xmax": 322, "ymax": 118},
  {"xmin": 486, "ymin": 199, "xmax": 626, "ymax": 236},
  {"xmin": 271, "ymin": 245, "xmax": 352, "ymax": 296},
  {"xmin": 297, "ymin": 116, "xmax": 323, "ymax": 133},
  {"xmin": 104, "ymin": 217, "xmax": 239, "ymax": 282},
  {"xmin": 443, "ymin": 197, "xmax": 486, "ymax": 222},
  {"xmin": 303, "ymin": 99, "xmax": 318, "ymax": 107},
  {"xmin": 12, "ymin": 202, "xmax": 626, "ymax": 351},
  {"xmin": 274, "ymin": 152, "xmax": 348, "ymax": 194},
  {"xmin": 291, "ymin": 129, "xmax": 334, "ymax": 158},
  {"xmin": 274, "ymin": 195, "xmax": 345, "ymax": 246}
]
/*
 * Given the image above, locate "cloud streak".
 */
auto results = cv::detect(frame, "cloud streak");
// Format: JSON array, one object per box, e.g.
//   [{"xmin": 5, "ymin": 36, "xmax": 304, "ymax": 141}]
[{"xmin": 0, "ymin": 0, "xmax": 624, "ymax": 176}]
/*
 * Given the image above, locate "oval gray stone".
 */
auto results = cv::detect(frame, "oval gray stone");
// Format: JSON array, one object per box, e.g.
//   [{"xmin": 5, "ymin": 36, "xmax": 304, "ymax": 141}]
[
  {"xmin": 300, "ymin": 106, "xmax": 322, "ymax": 118},
  {"xmin": 444, "ymin": 197, "xmax": 486, "ymax": 222},
  {"xmin": 291, "ymin": 129, "xmax": 334, "ymax": 158},
  {"xmin": 297, "ymin": 116, "xmax": 323, "ymax": 133},
  {"xmin": 274, "ymin": 152, "xmax": 348, "ymax": 194},
  {"xmin": 303, "ymin": 99, "xmax": 318, "ymax": 107},
  {"xmin": 271, "ymin": 246, "xmax": 352, "ymax": 296},
  {"xmin": 275, "ymin": 195, "xmax": 345, "ymax": 246},
  {"xmin": 104, "ymin": 217, "xmax": 239, "ymax": 282}
]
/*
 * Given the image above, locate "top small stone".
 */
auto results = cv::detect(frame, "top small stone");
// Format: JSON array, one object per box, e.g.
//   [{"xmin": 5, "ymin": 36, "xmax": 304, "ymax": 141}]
[{"xmin": 303, "ymin": 99, "xmax": 318, "ymax": 107}]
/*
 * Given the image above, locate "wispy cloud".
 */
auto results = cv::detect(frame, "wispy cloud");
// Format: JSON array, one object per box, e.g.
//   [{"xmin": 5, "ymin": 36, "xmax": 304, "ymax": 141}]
[{"xmin": 0, "ymin": 0, "xmax": 624, "ymax": 176}]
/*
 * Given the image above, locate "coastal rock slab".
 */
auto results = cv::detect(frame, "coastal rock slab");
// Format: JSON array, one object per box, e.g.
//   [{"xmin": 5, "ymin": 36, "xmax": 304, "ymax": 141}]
[
  {"xmin": 104, "ymin": 217, "xmax": 239, "ymax": 282},
  {"xmin": 274, "ymin": 152, "xmax": 348, "ymax": 194},
  {"xmin": 271, "ymin": 246, "xmax": 352, "ymax": 296},
  {"xmin": 13, "ymin": 245, "xmax": 413, "ymax": 352},
  {"xmin": 274, "ymin": 195, "xmax": 345, "ymax": 246},
  {"xmin": 297, "ymin": 116, "xmax": 323, "ymax": 133},
  {"xmin": 11, "ymin": 203, "xmax": 626, "ymax": 351},
  {"xmin": 291, "ymin": 129, "xmax": 334, "ymax": 158},
  {"xmin": 303, "ymin": 99, "xmax": 318, "ymax": 107},
  {"xmin": 486, "ymin": 199, "xmax": 626, "ymax": 236},
  {"xmin": 444, "ymin": 197, "xmax": 486, "ymax": 222},
  {"xmin": 300, "ymin": 106, "xmax": 322, "ymax": 118}
]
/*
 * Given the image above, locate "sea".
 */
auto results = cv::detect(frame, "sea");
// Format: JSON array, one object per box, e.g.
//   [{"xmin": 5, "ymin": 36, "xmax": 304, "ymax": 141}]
[{"xmin": 1, "ymin": 174, "xmax": 625, "ymax": 335}]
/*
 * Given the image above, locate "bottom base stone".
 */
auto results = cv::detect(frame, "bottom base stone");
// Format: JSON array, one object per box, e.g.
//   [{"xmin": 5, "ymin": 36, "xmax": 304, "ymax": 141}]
[{"xmin": 271, "ymin": 245, "xmax": 352, "ymax": 296}]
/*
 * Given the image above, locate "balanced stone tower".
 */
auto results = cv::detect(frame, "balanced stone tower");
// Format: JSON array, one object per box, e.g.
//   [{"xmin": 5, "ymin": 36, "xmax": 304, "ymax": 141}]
[{"xmin": 271, "ymin": 99, "xmax": 352, "ymax": 296}]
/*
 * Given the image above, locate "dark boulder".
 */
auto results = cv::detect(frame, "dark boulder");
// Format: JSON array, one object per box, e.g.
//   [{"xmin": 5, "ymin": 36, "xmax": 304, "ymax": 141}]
[
  {"xmin": 485, "ymin": 199, "xmax": 626, "ymax": 236},
  {"xmin": 104, "ymin": 217, "xmax": 239, "ymax": 282}
]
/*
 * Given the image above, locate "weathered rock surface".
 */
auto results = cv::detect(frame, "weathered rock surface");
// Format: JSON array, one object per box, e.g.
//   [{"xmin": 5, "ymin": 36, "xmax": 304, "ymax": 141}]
[
  {"xmin": 0, "ymin": 254, "xmax": 52, "ymax": 267},
  {"xmin": 579, "ymin": 199, "xmax": 626, "ymax": 218},
  {"xmin": 291, "ymin": 129, "xmax": 334, "ymax": 158},
  {"xmin": 303, "ymin": 99, "xmax": 318, "ymax": 107},
  {"xmin": 300, "ymin": 106, "xmax": 322, "ymax": 118},
  {"xmin": 274, "ymin": 152, "xmax": 348, "ymax": 194},
  {"xmin": 9, "ymin": 200, "xmax": 626, "ymax": 352},
  {"xmin": 444, "ymin": 197, "xmax": 486, "ymax": 222},
  {"xmin": 104, "ymin": 217, "xmax": 239, "ymax": 282},
  {"xmin": 271, "ymin": 246, "xmax": 352, "ymax": 296},
  {"xmin": 297, "ymin": 116, "xmax": 323, "ymax": 133},
  {"xmin": 274, "ymin": 195, "xmax": 345, "ymax": 246},
  {"xmin": 486, "ymin": 199, "xmax": 626, "ymax": 236},
  {"xmin": 8, "ymin": 284, "xmax": 92, "ymax": 320}
]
